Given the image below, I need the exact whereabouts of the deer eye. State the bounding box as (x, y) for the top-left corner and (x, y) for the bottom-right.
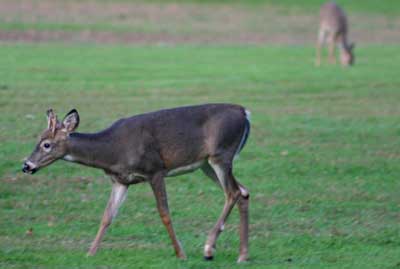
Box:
(43, 142), (51, 149)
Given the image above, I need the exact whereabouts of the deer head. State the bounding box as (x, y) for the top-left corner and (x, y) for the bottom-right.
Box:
(22, 109), (80, 174)
(341, 42), (355, 66)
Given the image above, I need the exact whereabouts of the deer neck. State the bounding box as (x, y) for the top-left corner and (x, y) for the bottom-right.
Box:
(64, 132), (119, 171)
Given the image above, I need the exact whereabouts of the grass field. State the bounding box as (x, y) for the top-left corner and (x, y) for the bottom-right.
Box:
(1, 1), (400, 269)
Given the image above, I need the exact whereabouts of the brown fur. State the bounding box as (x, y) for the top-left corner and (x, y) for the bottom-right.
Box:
(23, 104), (251, 262)
(316, 2), (355, 66)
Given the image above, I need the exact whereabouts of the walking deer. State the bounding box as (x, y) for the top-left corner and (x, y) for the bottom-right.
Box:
(22, 104), (251, 262)
(316, 2), (355, 66)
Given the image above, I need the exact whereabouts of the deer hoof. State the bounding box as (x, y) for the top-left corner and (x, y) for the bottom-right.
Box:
(237, 254), (249, 263)
(87, 247), (97, 257)
(203, 243), (215, 260)
(177, 252), (187, 260)
(204, 255), (213, 261)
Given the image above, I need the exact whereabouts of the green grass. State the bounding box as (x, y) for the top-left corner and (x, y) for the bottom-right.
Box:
(98, 0), (400, 14)
(234, 0), (400, 14)
(1, 43), (400, 268)
(1, 0), (399, 36)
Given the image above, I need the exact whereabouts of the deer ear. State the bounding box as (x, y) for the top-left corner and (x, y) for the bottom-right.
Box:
(46, 108), (58, 134)
(62, 109), (80, 132)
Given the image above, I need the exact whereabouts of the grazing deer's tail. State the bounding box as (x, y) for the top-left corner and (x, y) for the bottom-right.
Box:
(235, 109), (251, 157)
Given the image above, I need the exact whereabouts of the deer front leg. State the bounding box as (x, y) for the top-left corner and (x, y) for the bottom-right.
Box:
(150, 172), (186, 260)
(316, 29), (326, 66)
(328, 36), (336, 64)
(87, 181), (128, 256)
(316, 42), (322, 67)
(316, 31), (323, 66)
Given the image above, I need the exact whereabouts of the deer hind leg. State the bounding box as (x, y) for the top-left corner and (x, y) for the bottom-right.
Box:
(202, 159), (249, 262)
(88, 181), (128, 256)
(149, 171), (186, 260)
(237, 184), (249, 263)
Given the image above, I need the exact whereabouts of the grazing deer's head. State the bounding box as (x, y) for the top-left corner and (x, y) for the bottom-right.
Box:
(341, 43), (355, 66)
(22, 109), (80, 174)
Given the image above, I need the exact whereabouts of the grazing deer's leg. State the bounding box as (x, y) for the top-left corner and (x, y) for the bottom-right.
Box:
(149, 171), (186, 260)
(202, 163), (249, 262)
(203, 159), (241, 261)
(88, 181), (128, 256)
(328, 34), (336, 64)
(316, 29), (325, 66)
(316, 41), (322, 66)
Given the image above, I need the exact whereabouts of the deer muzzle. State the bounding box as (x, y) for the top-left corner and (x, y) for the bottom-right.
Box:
(22, 161), (38, 174)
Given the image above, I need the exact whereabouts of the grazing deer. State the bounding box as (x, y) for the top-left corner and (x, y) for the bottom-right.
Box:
(22, 104), (251, 263)
(316, 1), (355, 66)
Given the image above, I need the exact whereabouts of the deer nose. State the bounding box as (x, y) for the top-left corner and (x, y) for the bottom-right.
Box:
(22, 161), (37, 174)
(22, 162), (30, 173)
(22, 161), (38, 174)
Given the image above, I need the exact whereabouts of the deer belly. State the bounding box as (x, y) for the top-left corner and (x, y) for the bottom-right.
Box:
(166, 160), (205, 177)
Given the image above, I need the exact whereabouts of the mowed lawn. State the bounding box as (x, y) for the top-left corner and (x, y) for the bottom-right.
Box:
(1, 44), (400, 269)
